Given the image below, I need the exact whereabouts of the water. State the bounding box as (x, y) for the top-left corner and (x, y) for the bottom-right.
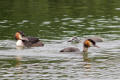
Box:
(0, 0), (120, 80)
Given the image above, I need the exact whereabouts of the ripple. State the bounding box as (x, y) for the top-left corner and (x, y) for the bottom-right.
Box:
(106, 25), (120, 28)
(17, 20), (29, 24)
(0, 20), (8, 24)
(86, 27), (95, 30)
(71, 20), (82, 23)
(0, 25), (10, 28)
(0, 39), (120, 80)
(0, 40), (15, 50)
(115, 8), (120, 10)
(61, 18), (73, 21)
(42, 21), (51, 25)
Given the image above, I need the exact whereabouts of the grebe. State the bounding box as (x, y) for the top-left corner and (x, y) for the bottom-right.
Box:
(68, 36), (103, 43)
(68, 36), (81, 43)
(60, 39), (99, 52)
(15, 31), (44, 47)
(86, 37), (103, 42)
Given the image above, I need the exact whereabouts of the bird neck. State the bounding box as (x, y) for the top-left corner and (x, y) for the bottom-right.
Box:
(83, 47), (88, 52)
(16, 40), (24, 47)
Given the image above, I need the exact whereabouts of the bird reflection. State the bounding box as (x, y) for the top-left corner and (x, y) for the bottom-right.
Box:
(15, 56), (22, 67)
(82, 52), (91, 70)
(16, 46), (24, 50)
(83, 52), (90, 62)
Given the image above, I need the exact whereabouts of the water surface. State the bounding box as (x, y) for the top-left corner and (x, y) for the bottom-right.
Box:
(0, 0), (120, 80)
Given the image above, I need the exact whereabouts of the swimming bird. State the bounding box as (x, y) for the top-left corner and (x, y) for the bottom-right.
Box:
(68, 36), (103, 43)
(86, 37), (103, 42)
(60, 39), (99, 52)
(15, 31), (44, 47)
(68, 36), (81, 43)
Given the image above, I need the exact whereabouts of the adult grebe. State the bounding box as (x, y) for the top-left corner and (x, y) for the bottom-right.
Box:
(60, 39), (99, 52)
(15, 31), (44, 47)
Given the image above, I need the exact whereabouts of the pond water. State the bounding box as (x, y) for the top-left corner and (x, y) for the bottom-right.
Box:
(0, 0), (120, 80)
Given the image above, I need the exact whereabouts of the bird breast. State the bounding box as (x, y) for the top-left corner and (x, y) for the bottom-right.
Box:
(16, 40), (24, 47)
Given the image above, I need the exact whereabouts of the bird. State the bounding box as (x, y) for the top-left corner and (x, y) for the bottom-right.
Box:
(68, 36), (81, 43)
(68, 36), (103, 43)
(60, 39), (99, 52)
(15, 31), (44, 47)
(60, 47), (80, 52)
(86, 37), (103, 42)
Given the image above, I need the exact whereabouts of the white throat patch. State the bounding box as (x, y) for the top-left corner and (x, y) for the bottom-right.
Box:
(16, 40), (24, 47)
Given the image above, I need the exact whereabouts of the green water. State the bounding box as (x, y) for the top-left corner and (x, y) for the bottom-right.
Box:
(0, 0), (120, 80)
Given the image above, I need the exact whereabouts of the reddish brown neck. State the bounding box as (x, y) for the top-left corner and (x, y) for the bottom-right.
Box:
(83, 47), (88, 52)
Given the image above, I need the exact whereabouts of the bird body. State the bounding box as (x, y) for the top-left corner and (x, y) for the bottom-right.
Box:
(60, 39), (99, 52)
(15, 31), (44, 47)
(60, 47), (80, 52)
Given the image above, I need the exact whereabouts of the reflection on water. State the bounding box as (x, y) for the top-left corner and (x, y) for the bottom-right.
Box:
(82, 52), (92, 71)
(0, 0), (120, 80)
(15, 56), (22, 67)
(16, 46), (24, 50)
(0, 40), (120, 79)
(83, 52), (90, 62)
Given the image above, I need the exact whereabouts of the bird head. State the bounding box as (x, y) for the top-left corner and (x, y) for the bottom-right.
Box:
(15, 31), (25, 40)
(83, 39), (99, 52)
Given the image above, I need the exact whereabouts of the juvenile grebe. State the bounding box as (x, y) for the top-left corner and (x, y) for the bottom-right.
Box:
(60, 39), (99, 52)
(15, 31), (44, 47)
(68, 36), (81, 43)
(68, 36), (103, 43)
